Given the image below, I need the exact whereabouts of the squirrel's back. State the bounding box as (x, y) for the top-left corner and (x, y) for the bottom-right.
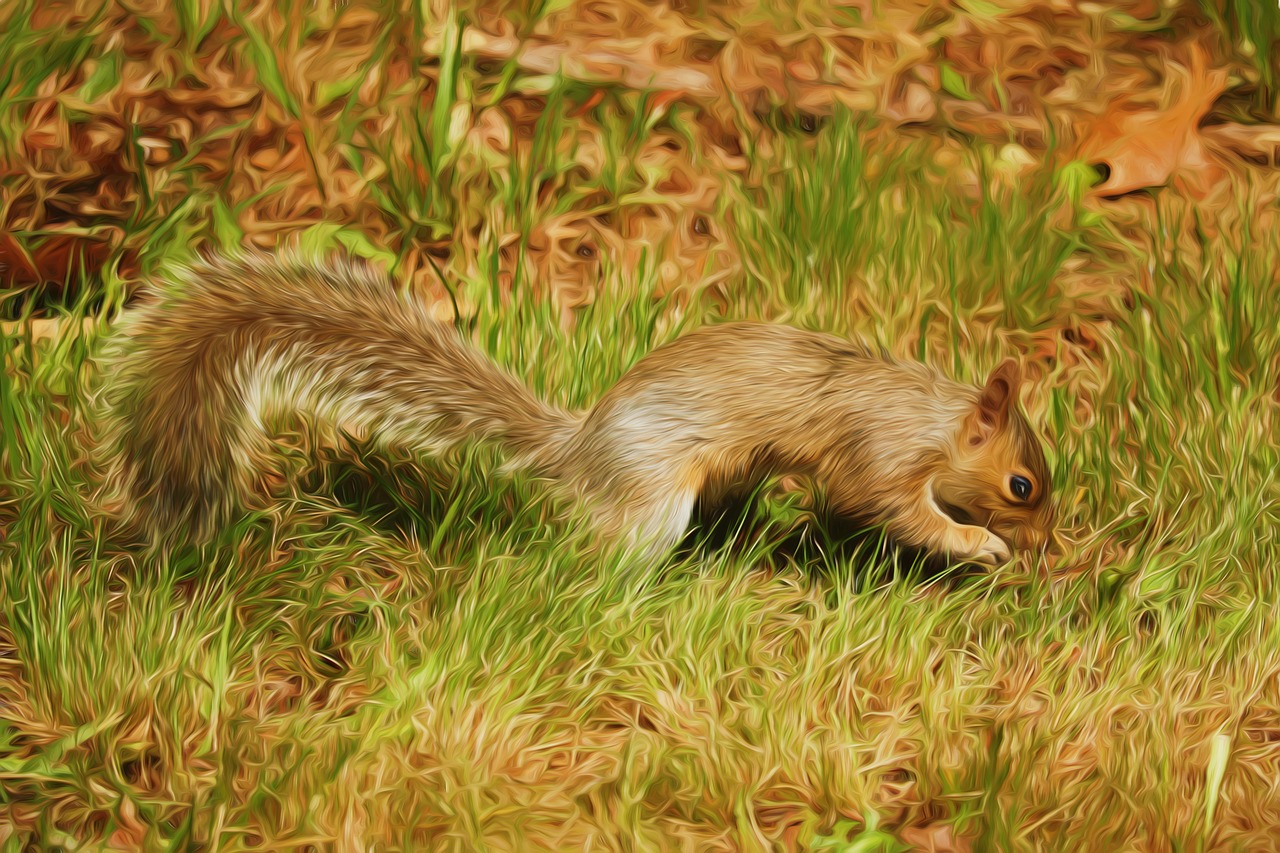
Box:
(97, 251), (575, 547)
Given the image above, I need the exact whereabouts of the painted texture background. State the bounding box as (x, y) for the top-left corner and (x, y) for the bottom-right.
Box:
(2, 0), (1280, 849)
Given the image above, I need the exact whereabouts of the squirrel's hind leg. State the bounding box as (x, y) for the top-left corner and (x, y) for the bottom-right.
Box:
(585, 483), (701, 564)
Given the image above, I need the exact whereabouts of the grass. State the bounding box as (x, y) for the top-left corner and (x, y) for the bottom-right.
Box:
(4, 2), (1280, 851)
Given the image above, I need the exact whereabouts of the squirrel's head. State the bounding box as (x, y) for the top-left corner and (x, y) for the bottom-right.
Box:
(935, 359), (1056, 554)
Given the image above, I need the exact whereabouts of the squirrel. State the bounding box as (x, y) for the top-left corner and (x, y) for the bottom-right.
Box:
(96, 250), (1055, 565)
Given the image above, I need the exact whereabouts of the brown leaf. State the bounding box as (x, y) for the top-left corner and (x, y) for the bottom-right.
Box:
(1, 232), (117, 290)
(0, 233), (40, 284)
(1076, 40), (1228, 197)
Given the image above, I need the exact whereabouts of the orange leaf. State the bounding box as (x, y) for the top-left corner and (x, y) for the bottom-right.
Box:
(1077, 41), (1227, 197)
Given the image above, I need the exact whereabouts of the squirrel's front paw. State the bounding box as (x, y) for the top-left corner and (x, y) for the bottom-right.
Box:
(961, 529), (1011, 566)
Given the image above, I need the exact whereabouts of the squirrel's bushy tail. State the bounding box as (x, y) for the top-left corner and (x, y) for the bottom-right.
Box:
(96, 251), (578, 547)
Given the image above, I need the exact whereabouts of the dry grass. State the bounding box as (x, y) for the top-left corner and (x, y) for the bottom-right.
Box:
(3, 0), (1280, 850)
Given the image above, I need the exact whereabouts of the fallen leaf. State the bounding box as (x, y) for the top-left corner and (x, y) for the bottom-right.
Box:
(0, 234), (40, 283)
(1076, 40), (1228, 197)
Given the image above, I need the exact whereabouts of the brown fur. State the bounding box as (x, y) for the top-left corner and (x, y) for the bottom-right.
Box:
(96, 251), (1055, 563)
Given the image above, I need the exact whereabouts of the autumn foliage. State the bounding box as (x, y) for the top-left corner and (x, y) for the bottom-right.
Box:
(1, 0), (1277, 314)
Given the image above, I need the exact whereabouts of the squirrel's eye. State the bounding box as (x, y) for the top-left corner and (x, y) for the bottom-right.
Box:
(1010, 475), (1033, 501)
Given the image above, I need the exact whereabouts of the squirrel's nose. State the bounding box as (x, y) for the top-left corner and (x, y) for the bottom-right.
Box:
(1041, 528), (1068, 560)
(1017, 522), (1056, 555)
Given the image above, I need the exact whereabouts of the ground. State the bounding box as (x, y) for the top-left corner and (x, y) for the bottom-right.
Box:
(2, 0), (1280, 850)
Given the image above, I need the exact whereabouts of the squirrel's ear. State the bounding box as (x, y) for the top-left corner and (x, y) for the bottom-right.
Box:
(966, 359), (1021, 444)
